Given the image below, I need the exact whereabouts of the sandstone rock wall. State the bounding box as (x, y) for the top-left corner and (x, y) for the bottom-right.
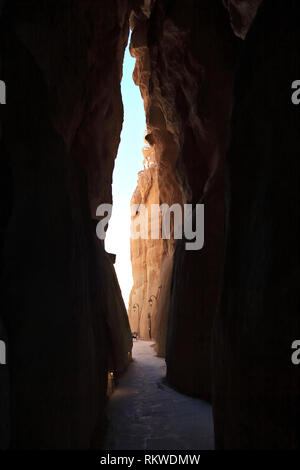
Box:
(128, 5), (185, 343)
(0, 61), (11, 451)
(105, 254), (133, 378)
(130, 0), (300, 448)
(128, 140), (183, 340)
(128, 163), (164, 340)
(153, 254), (173, 357)
(0, 0), (299, 451)
(0, 0), (132, 449)
(130, 0), (238, 400)
(213, 0), (300, 448)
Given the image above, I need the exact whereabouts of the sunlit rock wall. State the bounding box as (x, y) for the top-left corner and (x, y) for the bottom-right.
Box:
(128, 139), (183, 340)
(128, 164), (164, 340)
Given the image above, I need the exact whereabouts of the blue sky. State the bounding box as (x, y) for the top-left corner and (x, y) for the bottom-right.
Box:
(105, 38), (146, 306)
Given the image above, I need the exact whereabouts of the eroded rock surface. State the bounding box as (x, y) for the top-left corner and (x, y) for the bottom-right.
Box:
(128, 140), (183, 341)
(130, 0), (238, 400)
(0, 0), (132, 449)
(213, 0), (300, 449)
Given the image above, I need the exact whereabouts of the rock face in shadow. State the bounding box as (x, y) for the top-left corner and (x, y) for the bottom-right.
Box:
(105, 255), (132, 378)
(130, 0), (237, 399)
(0, 318), (9, 449)
(0, 139), (12, 450)
(0, 0), (132, 449)
(167, 191), (224, 401)
(213, 0), (300, 449)
(153, 254), (173, 357)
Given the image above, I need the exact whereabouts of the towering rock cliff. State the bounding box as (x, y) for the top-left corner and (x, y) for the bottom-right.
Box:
(0, 0), (132, 449)
(128, 139), (183, 341)
(213, 0), (300, 449)
(130, 0), (238, 400)
(128, 2), (186, 345)
(130, 2), (300, 450)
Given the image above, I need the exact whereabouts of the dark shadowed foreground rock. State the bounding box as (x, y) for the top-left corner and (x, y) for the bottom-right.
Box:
(105, 255), (132, 378)
(130, 1), (237, 399)
(213, 0), (300, 449)
(0, 0), (132, 449)
(166, 190), (224, 401)
(138, 0), (236, 398)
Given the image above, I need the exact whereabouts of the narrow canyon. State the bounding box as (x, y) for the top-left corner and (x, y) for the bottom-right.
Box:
(0, 0), (299, 450)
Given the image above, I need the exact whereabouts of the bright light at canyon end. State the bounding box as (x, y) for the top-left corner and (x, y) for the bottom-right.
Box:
(105, 37), (146, 307)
